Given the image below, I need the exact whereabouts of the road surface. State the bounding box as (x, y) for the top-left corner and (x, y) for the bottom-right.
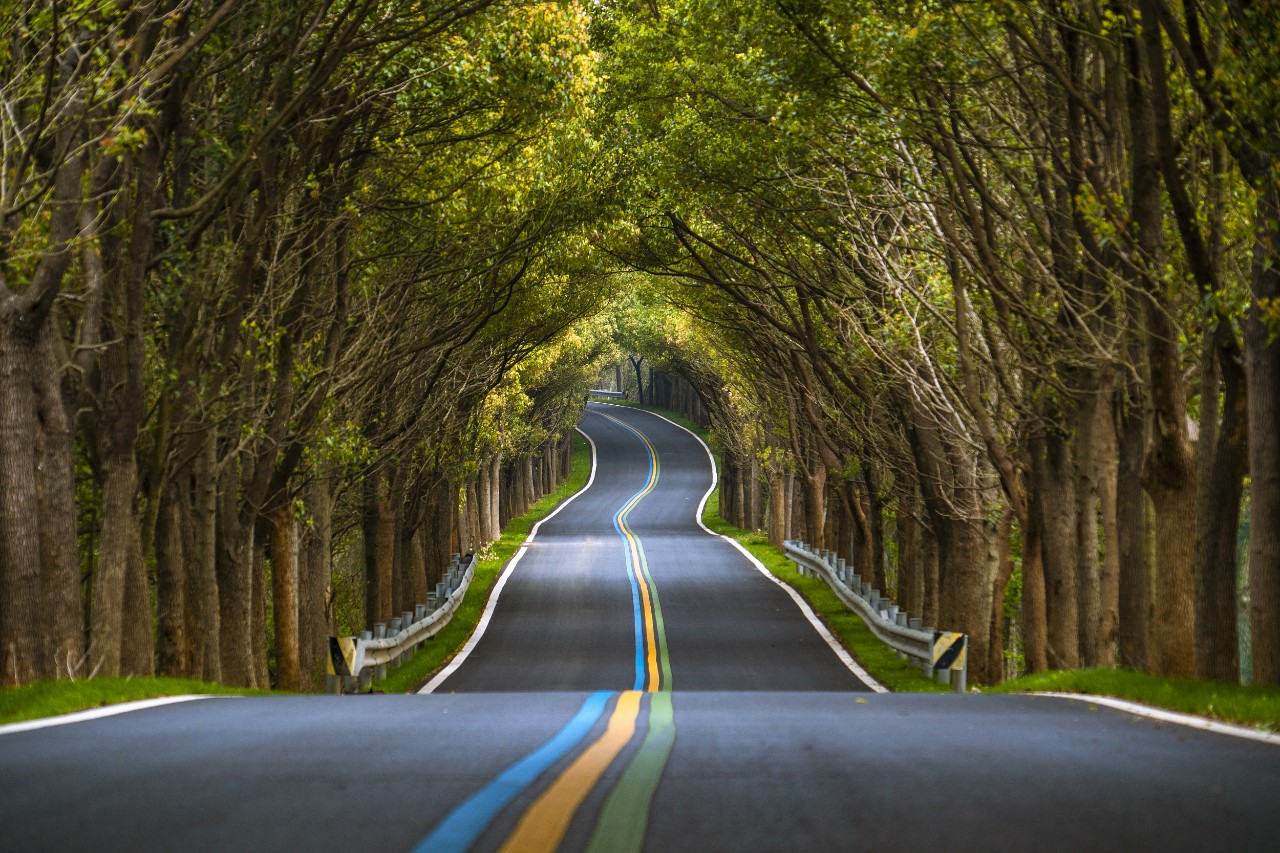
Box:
(2, 404), (1277, 852)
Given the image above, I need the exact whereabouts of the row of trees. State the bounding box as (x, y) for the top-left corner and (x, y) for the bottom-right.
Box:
(0, 0), (615, 689)
(597, 0), (1278, 684)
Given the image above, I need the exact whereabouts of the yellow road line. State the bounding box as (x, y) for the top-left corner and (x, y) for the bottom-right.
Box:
(498, 692), (644, 853)
(629, 534), (660, 690)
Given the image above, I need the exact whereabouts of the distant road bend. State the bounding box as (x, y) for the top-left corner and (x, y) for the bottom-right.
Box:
(1, 403), (1277, 852)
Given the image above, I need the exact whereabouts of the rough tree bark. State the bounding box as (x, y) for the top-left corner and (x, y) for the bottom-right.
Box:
(1033, 432), (1080, 669)
(1245, 177), (1280, 685)
(299, 476), (333, 692)
(269, 502), (300, 692)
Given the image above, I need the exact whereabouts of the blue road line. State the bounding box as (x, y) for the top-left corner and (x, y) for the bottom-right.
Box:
(615, 500), (646, 692)
(606, 416), (657, 691)
(412, 691), (614, 853)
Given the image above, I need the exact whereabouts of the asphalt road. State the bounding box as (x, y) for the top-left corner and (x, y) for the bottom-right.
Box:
(2, 404), (1277, 852)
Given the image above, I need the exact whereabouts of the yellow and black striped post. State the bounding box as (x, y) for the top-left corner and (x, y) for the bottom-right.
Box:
(932, 631), (967, 692)
(327, 636), (360, 693)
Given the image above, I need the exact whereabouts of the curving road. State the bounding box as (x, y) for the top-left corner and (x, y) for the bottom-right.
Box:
(1, 404), (1277, 852)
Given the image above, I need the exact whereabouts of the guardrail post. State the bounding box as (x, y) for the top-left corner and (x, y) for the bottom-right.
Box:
(373, 623), (388, 682)
(358, 629), (373, 691)
(894, 611), (909, 660)
(388, 616), (402, 667)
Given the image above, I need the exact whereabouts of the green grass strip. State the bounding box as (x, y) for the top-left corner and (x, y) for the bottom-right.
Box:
(986, 668), (1280, 731)
(381, 433), (593, 694)
(0, 677), (272, 726)
(585, 691), (677, 853)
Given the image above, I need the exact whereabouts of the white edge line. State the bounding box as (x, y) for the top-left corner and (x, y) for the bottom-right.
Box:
(0, 695), (229, 736)
(1034, 692), (1280, 746)
(601, 403), (888, 694)
(419, 428), (600, 694)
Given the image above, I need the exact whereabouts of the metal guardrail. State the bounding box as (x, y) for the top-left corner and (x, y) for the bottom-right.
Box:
(327, 551), (478, 693)
(783, 540), (968, 691)
(587, 388), (625, 399)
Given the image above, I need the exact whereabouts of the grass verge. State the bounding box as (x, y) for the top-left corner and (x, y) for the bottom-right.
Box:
(0, 677), (272, 726)
(381, 432), (593, 694)
(986, 668), (1280, 731)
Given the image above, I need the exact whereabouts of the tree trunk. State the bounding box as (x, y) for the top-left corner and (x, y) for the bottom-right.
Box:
(0, 319), (46, 685)
(1195, 324), (1247, 682)
(34, 321), (84, 679)
(733, 460), (747, 528)
(921, 519), (940, 629)
(424, 478), (454, 589)
(1144, 454), (1198, 679)
(1117, 386), (1151, 671)
(155, 475), (188, 676)
(720, 457), (737, 526)
(630, 355), (646, 404)
(252, 535), (269, 687)
(1021, 484), (1049, 674)
(746, 456), (761, 530)
(1033, 432), (1080, 669)
(269, 502), (300, 692)
(217, 460), (255, 686)
(299, 477), (333, 693)
(896, 491), (922, 619)
(477, 464), (493, 547)
(863, 465), (886, 592)
(87, 453), (137, 678)
(121, 515), (154, 677)
(1075, 384), (1104, 667)
(937, 513), (994, 686)
(188, 431), (221, 681)
(1127, 14), (1198, 679)
(363, 469), (395, 627)
(990, 509), (1016, 683)
(766, 465), (786, 547)
(1097, 379), (1122, 668)
(802, 466), (827, 549)
(489, 456), (502, 540)
(1246, 176), (1280, 685)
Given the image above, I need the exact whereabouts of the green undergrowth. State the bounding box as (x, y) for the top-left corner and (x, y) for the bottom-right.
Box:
(0, 677), (272, 726)
(382, 432), (593, 694)
(700, 491), (950, 694)
(987, 668), (1280, 731)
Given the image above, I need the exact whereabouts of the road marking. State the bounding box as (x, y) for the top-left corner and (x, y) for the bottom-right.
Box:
(498, 691), (643, 853)
(418, 427), (600, 694)
(596, 410), (671, 691)
(585, 691), (677, 853)
(1036, 692), (1280, 747)
(601, 403), (887, 693)
(0, 695), (228, 736)
(411, 691), (614, 853)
